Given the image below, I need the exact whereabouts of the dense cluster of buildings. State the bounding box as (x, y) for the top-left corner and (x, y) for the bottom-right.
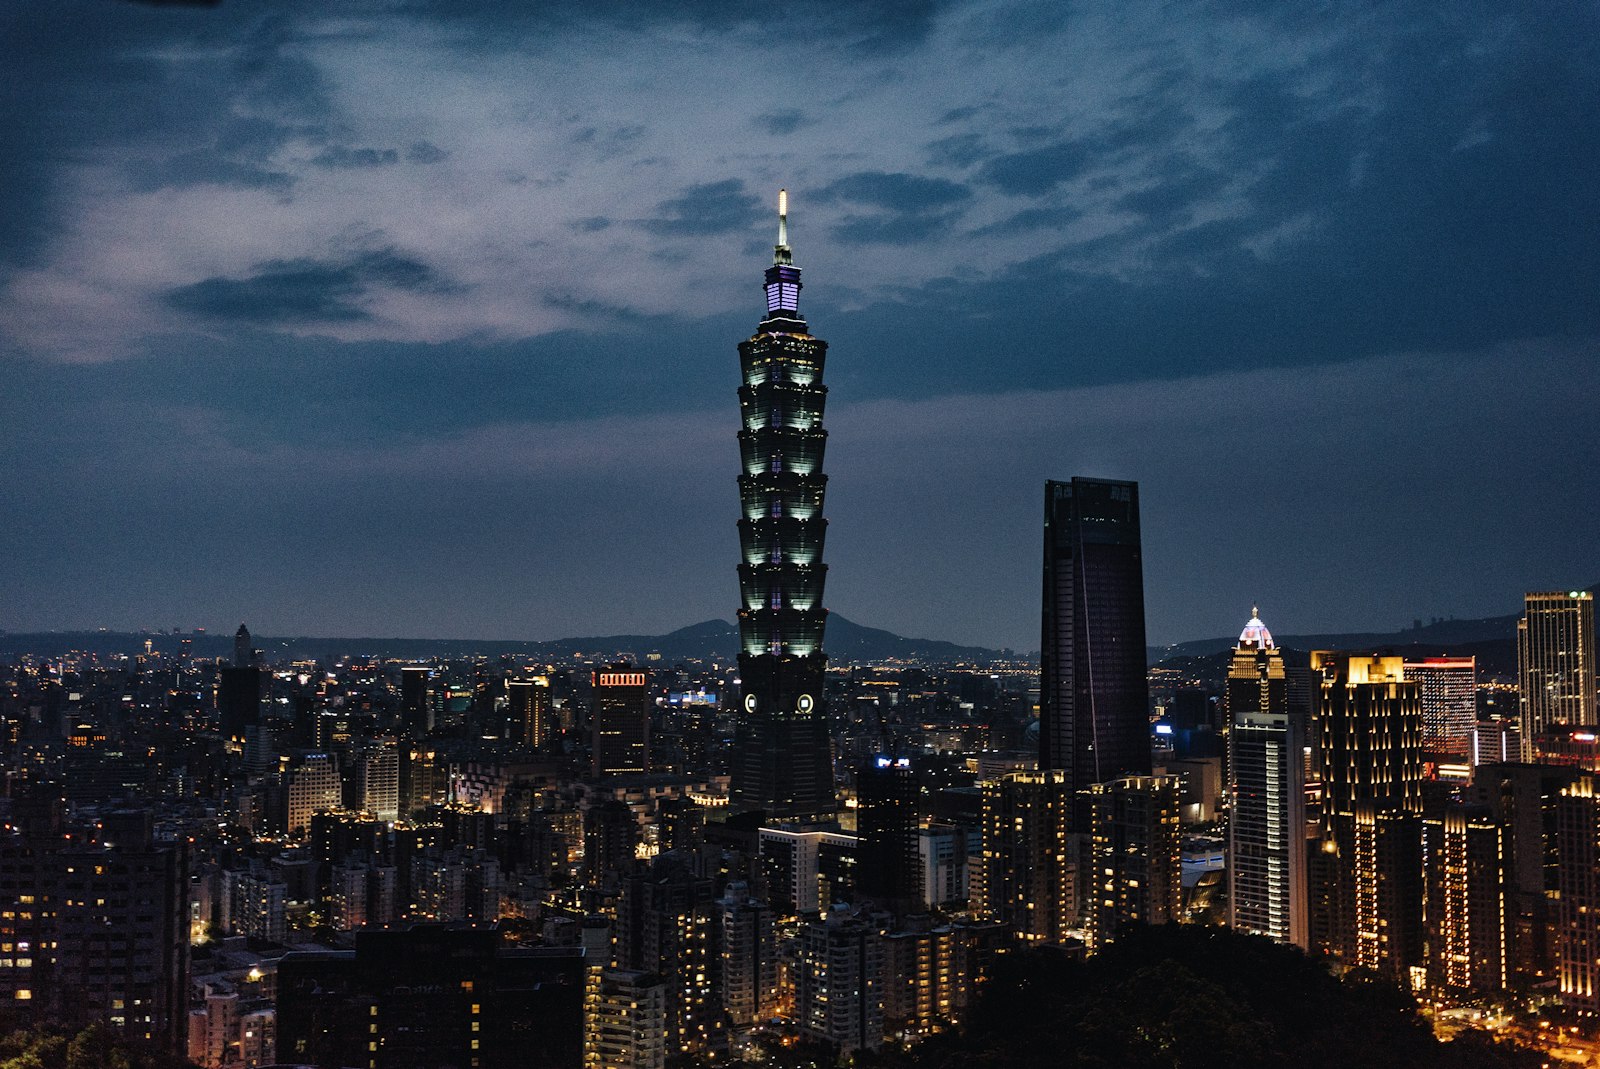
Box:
(0, 199), (1595, 1068)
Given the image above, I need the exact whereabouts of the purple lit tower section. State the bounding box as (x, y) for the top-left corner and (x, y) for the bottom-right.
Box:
(730, 190), (837, 822)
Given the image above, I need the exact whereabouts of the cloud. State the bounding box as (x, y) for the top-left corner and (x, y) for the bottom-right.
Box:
(163, 250), (455, 325)
(975, 140), (1090, 196)
(815, 171), (971, 245)
(311, 145), (400, 168)
(756, 110), (808, 136)
(970, 205), (1081, 237)
(406, 140), (449, 164)
(926, 132), (991, 168)
(815, 171), (971, 211)
(642, 179), (763, 237)
(133, 151), (295, 192)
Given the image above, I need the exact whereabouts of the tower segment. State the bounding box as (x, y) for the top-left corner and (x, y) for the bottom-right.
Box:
(730, 190), (836, 821)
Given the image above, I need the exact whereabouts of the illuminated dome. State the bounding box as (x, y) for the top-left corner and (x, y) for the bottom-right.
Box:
(1238, 607), (1274, 649)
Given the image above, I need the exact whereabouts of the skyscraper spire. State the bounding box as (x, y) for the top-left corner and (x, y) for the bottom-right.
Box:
(775, 188), (790, 263)
(764, 189), (802, 319)
(731, 187), (836, 822)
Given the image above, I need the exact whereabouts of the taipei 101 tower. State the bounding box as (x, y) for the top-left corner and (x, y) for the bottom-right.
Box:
(730, 190), (837, 822)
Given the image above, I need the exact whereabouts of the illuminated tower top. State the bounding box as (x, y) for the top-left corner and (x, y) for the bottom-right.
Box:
(764, 188), (804, 321)
(1238, 607), (1274, 650)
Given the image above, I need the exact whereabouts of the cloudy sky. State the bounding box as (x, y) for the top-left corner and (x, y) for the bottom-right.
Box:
(2, 1), (1596, 650)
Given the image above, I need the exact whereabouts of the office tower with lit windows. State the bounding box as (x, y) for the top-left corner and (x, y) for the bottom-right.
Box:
(1310, 653), (1425, 973)
(284, 752), (343, 836)
(980, 770), (1078, 943)
(1404, 656), (1477, 759)
(1519, 591), (1597, 760)
(1082, 773), (1182, 950)
(1555, 773), (1600, 1013)
(1313, 653), (1425, 828)
(1423, 805), (1507, 997)
(730, 191), (837, 822)
(591, 666), (650, 777)
(1226, 610), (1308, 948)
(1039, 478), (1151, 808)
(1465, 761), (1580, 989)
(1347, 801), (1423, 981)
(508, 676), (554, 749)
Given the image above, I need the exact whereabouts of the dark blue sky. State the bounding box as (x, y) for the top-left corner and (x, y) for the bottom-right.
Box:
(2, 1), (1596, 650)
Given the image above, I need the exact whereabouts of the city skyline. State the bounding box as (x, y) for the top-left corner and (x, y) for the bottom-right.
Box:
(3, 3), (1597, 652)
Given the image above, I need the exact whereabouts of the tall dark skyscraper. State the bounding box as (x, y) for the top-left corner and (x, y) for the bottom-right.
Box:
(856, 755), (921, 912)
(730, 190), (836, 822)
(218, 621), (263, 744)
(1039, 478), (1151, 805)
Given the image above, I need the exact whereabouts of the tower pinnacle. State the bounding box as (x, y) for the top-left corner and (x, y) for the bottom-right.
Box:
(774, 188), (792, 266)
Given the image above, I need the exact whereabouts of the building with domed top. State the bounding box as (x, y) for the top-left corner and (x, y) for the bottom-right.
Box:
(1226, 607), (1308, 949)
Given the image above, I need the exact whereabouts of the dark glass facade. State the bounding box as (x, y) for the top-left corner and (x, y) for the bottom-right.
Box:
(730, 194), (836, 821)
(1039, 478), (1151, 809)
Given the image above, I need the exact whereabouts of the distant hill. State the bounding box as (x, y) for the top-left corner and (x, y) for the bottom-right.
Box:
(1149, 584), (1598, 674)
(1146, 595), (1600, 679)
(0, 614), (1011, 666)
(1150, 612), (1521, 664)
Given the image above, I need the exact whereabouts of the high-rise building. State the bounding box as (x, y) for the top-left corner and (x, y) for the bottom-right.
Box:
(218, 627), (264, 743)
(882, 923), (977, 1040)
(1404, 656), (1477, 758)
(1347, 802), (1423, 981)
(1423, 805), (1507, 997)
(350, 744), (399, 822)
(0, 814), (190, 1051)
(284, 752), (343, 836)
(980, 770), (1078, 944)
(613, 857), (719, 1056)
(328, 859), (399, 931)
(757, 826), (857, 917)
(508, 676), (554, 749)
(730, 190), (837, 823)
(792, 911), (884, 1053)
(1225, 609), (1307, 948)
(1039, 478), (1151, 808)
(1465, 762), (1581, 989)
(589, 970), (668, 1069)
(1519, 591), (1597, 760)
(1313, 653), (1424, 828)
(277, 927), (584, 1069)
(400, 666), (434, 737)
(1555, 773), (1599, 1013)
(1082, 773), (1182, 950)
(591, 667), (650, 777)
(1310, 653), (1425, 971)
(716, 882), (778, 1028)
(856, 756), (921, 912)
(916, 823), (969, 911)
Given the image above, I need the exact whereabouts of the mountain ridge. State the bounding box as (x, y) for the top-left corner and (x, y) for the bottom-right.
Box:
(0, 614), (1010, 665)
